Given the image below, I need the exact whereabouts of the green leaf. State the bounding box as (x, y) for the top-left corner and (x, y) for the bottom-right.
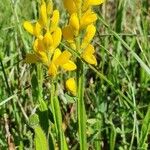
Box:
(34, 126), (48, 150)
(138, 105), (150, 149)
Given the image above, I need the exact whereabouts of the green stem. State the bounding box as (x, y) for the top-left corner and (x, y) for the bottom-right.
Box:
(50, 80), (68, 150)
(37, 64), (43, 102)
(0, 56), (11, 95)
(37, 64), (49, 134)
(37, 64), (47, 112)
(77, 59), (87, 150)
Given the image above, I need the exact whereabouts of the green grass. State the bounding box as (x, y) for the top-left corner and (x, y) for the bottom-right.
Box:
(0, 0), (150, 149)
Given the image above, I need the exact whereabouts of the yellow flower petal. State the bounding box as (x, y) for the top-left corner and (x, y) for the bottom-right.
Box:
(52, 48), (61, 62)
(69, 13), (79, 36)
(66, 78), (76, 96)
(39, 1), (48, 27)
(23, 21), (34, 35)
(52, 27), (62, 50)
(48, 62), (57, 76)
(24, 53), (39, 63)
(63, 0), (77, 14)
(33, 37), (45, 52)
(81, 24), (96, 49)
(81, 44), (97, 65)
(38, 51), (49, 64)
(54, 50), (71, 65)
(23, 21), (41, 37)
(88, 0), (104, 5)
(43, 31), (53, 50)
(62, 60), (77, 71)
(83, 0), (104, 11)
(50, 10), (60, 33)
(33, 22), (42, 37)
(33, 39), (38, 52)
(62, 25), (74, 42)
(80, 9), (97, 29)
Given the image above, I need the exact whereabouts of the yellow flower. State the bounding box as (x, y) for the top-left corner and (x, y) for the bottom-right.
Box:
(51, 27), (62, 52)
(63, 0), (77, 14)
(50, 10), (60, 33)
(81, 24), (96, 49)
(62, 10), (96, 40)
(66, 78), (76, 96)
(81, 44), (97, 65)
(33, 27), (62, 53)
(23, 21), (41, 37)
(69, 13), (80, 36)
(62, 0), (103, 66)
(43, 31), (53, 50)
(24, 51), (48, 65)
(62, 25), (74, 42)
(33, 38), (49, 64)
(39, 1), (48, 27)
(80, 9), (97, 29)
(83, 0), (105, 11)
(48, 49), (77, 76)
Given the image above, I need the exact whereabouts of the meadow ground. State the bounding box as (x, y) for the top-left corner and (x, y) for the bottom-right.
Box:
(0, 0), (150, 149)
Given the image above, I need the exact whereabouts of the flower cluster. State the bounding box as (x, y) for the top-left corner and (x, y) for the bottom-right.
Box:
(63, 0), (104, 95)
(23, 0), (76, 77)
(63, 0), (104, 65)
(23, 0), (104, 96)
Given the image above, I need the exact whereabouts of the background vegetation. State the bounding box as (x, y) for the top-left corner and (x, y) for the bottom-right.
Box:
(0, 0), (150, 149)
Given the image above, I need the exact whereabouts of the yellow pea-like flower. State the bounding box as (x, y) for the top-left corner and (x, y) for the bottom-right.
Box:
(39, 1), (48, 27)
(34, 22), (42, 37)
(63, 0), (77, 14)
(81, 24), (96, 49)
(81, 44), (97, 65)
(48, 49), (77, 77)
(69, 13), (80, 36)
(83, 0), (104, 11)
(54, 50), (77, 71)
(80, 9), (97, 29)
(62, 0), (104, 67)
(62, 26), (74, 42)
(33, 27), (61, 54)
(50, 10), (60, 33)
(23, 21), (41, 37)
(66, 78), (76, 96)
(87, 0), (104, 5)
(48, 61), (57, 76)
(62, 61), (77, 71)
(48, 48), (60, 76)
(38, 51), (49, 64)
(33, 37), (45, 52)
(52, 48), (62, 61)
(51, 27), (62, 52)
(23, 21), (34, 35)
(24, 50), (48, 65)
(54, 50), (72, 65)
(43, 31), (53, 50)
